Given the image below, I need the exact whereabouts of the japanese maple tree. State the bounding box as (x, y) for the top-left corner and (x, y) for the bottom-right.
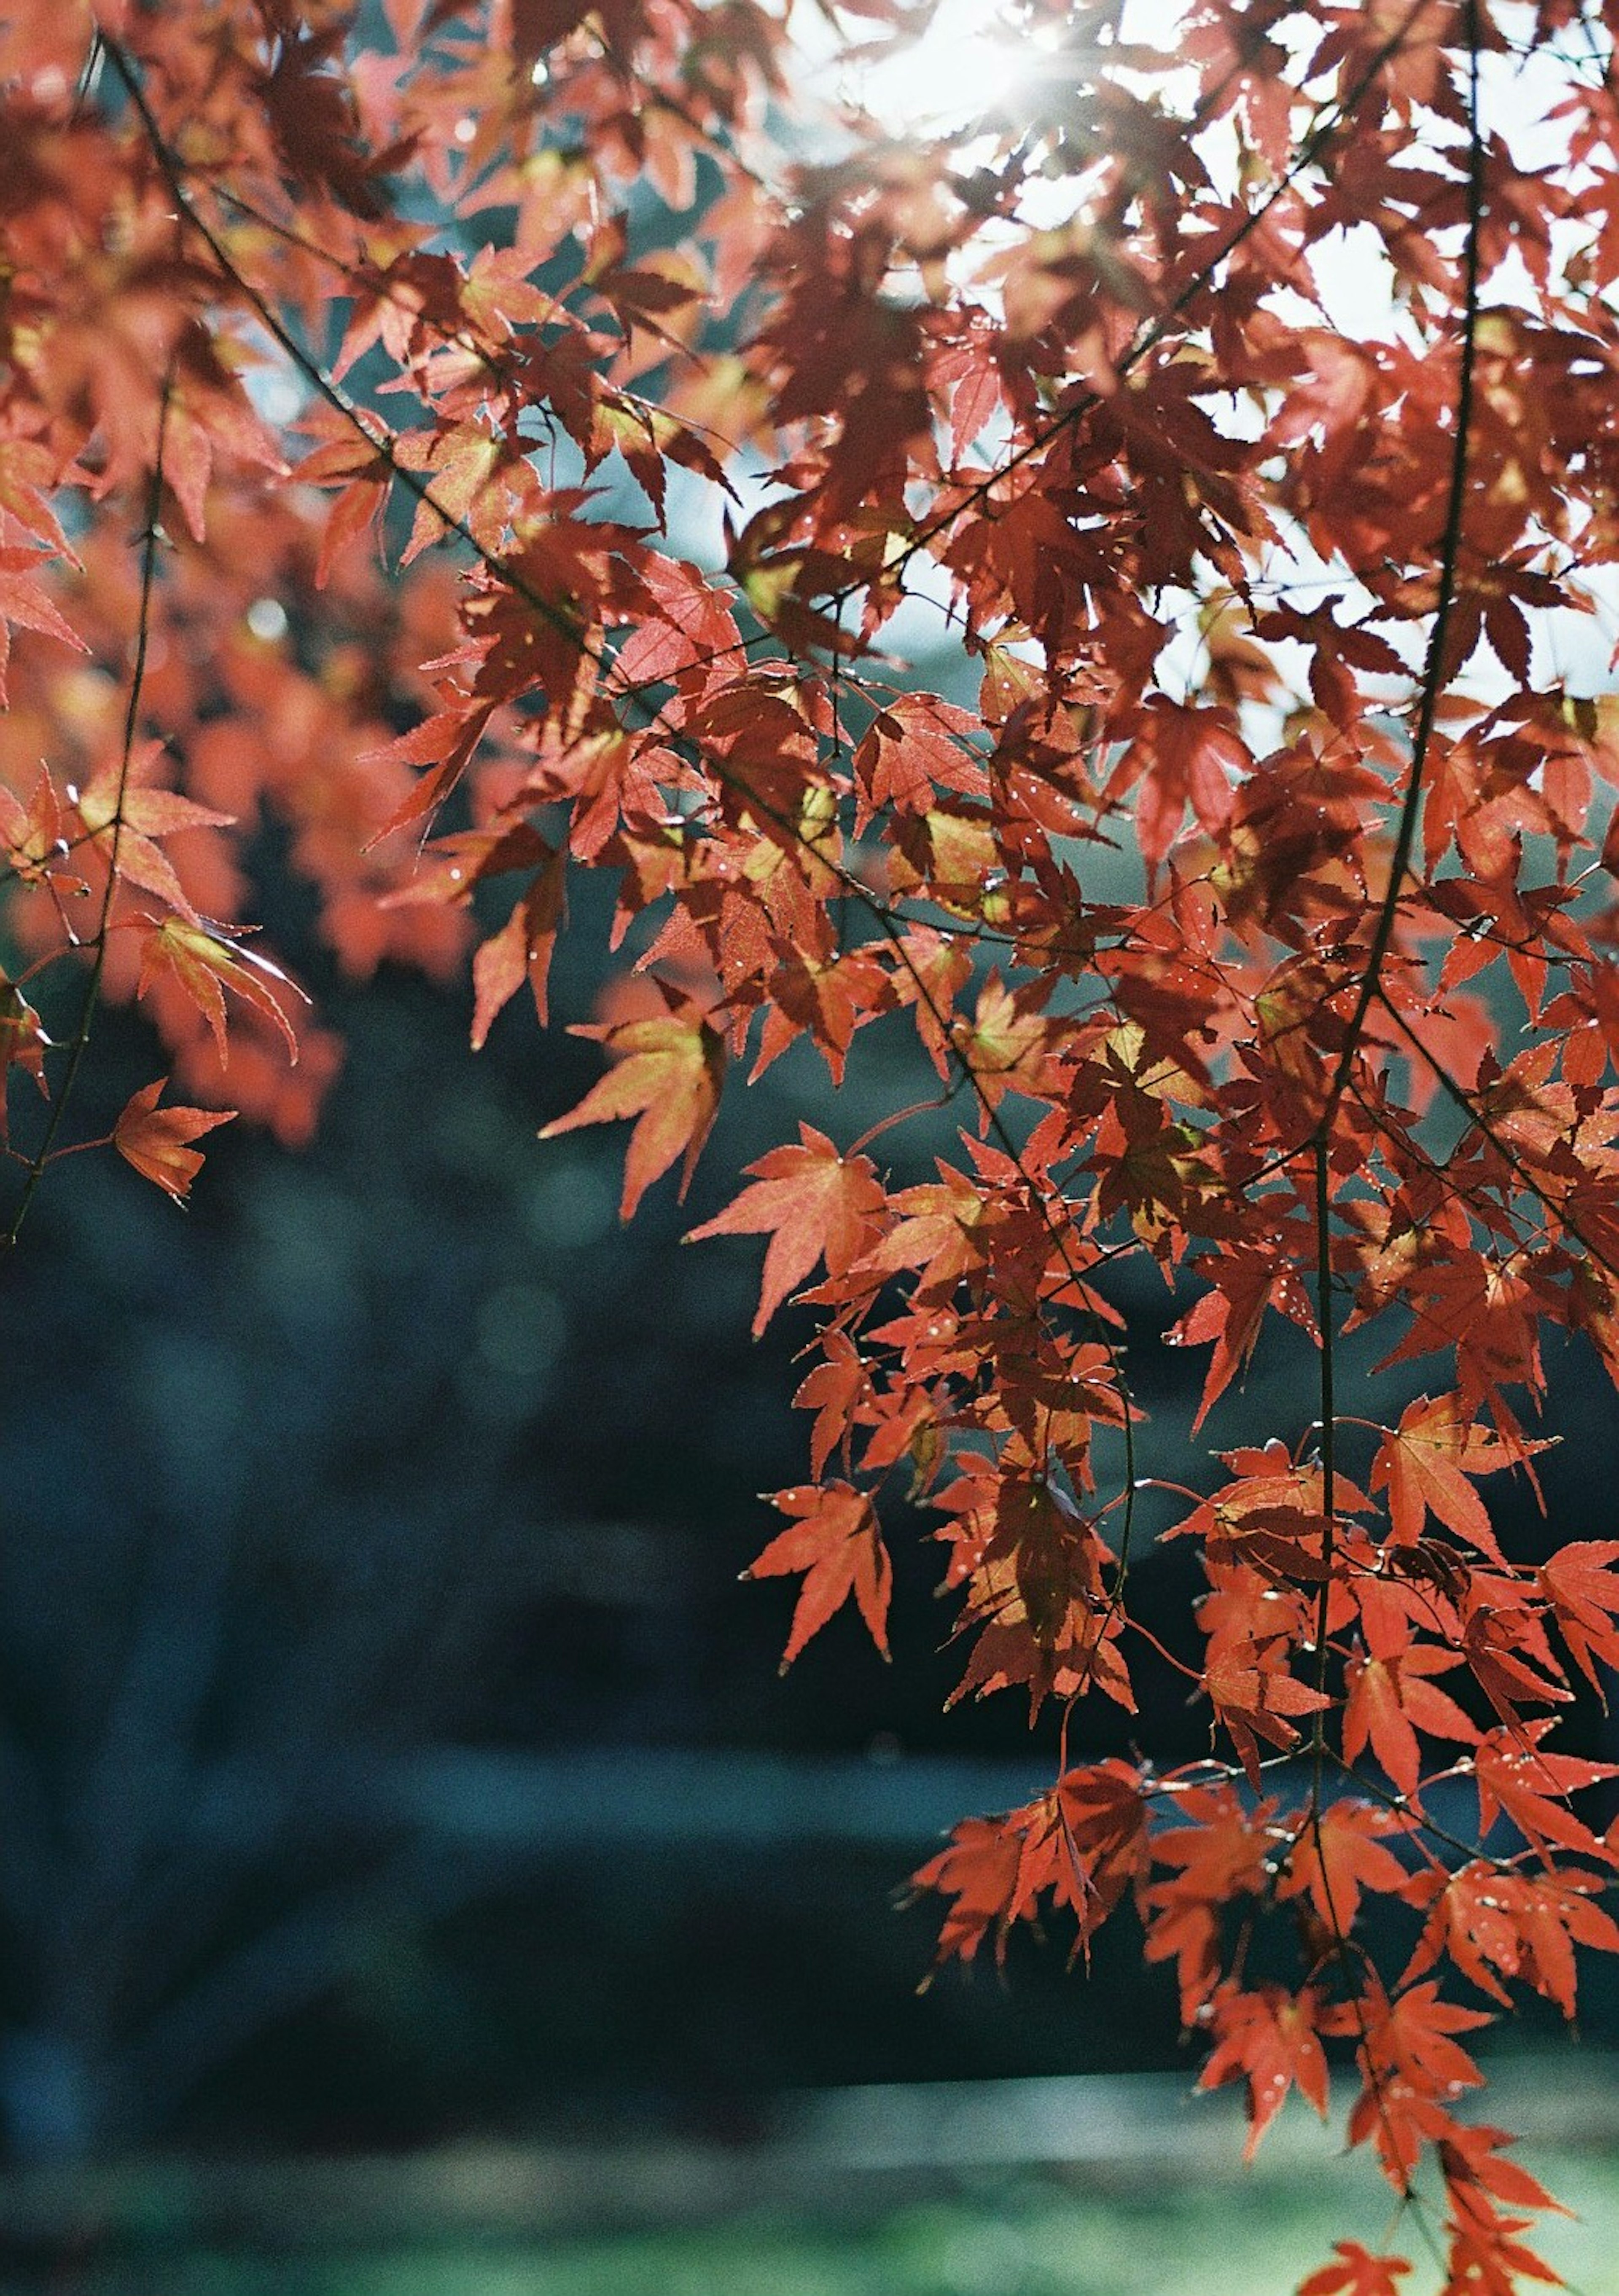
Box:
(6, 0), (1619, 2283)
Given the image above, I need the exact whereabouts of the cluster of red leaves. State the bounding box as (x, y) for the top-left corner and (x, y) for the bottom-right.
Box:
(7, 0), (1619, 2285)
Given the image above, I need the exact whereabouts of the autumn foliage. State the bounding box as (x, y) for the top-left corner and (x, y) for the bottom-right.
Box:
(8, 0), (1619, 2281)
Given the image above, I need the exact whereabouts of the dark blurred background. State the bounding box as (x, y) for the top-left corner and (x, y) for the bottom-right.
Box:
(0, 848), (1143, 2174)
(2, 802), (1617, 2191)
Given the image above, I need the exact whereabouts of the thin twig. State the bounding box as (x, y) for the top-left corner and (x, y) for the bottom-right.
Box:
(3, 370), (175, 1248)
(1317, 1), (1486, 1133)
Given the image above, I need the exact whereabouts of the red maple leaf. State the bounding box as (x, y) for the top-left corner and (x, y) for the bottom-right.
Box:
(540, 983), (725, 1216)
(745, 1482), (891, 1669)
(1199, 1982), (1331, 2159)
(686, 1124), (887, 1334)
(1205, 1641), (1330, 1784)
(113, 1081), (236, 1204)
(470, 844), (568, 1046)
(791, 1328), (871, 1480)
(1105, 697), (1246, 878)
(1342, 1642), (1479, 1799)
(1281, 1801), (1411, 1938)
(0, 546), (86, 705)
(1403, 1862), (1619, 2019)
(1299, 2244), (1413, 2296)
(909, 1814), (1025, 1968)
(1538, 1540), (1619, 1699)
(1369, 1393), (1534, 1561)
(1473, 1723), (1619, 1863)
(138, 919), (304, 1065)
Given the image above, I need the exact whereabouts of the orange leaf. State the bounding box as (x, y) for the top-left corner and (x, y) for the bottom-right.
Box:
(686, 1124), (887, 1334)
(1473, 1722), (1619, 1862)
(1368, 1394), (1540, 1561)
(0, 547), (86, 705)
(1281, 1801), (1410, 1937)
(1199, 1983), (1330, 2160)
(745, 1482), (890, 1668)
(540, 983), (724, 1217)
(909, 1814), (1025, 1967)
(0, 972), (49, 1142)
(1538, 1540), (1619, 1699)
(113, 1082), (235, 1204)
(470, 844), (567, 1048)
(1299, 2243), (1412, 2296)
(138, 919), (304, 1064)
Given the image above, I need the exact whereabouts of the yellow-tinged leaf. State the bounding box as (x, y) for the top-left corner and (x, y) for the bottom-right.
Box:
(138, 919), (304, 1063)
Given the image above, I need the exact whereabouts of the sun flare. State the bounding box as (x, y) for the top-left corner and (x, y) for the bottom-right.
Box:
(837, 0), (1046, 135)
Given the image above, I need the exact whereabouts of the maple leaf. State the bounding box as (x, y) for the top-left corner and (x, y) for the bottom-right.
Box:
(850, 692), (983, 829)
(1058, 1759), (1150, 1867)
(1341, 1979), (1493, 2189)
(540, 984), (725, 1217)
(1460, 1600), (1572, 1732)
(73, 747), (237, 928)
(950, 972), (1055, 1121)
(1141, 1785), (1275, 2024)
(113, 1082), (236, 1205)
(1368, 1394), (1544, 1562)
(1204, 1643), (1331, 1785)
(470, 845), (567, 1047)
(161, 353), (288, 546)
(1051, 1760), (1152, 1952)
(861, 1166), (990, 1293)
(1168, 1252), (1299, 1431)
(984, 1478), (1109, 1649)
(909, 1814), (1025, 1968)
(1169, 1443), (1365, 1585)
(291, 424), (393, 586)
(856, 1380), (939, 1488)
(685, 1125), (887, 1335)
(1166, 1249), (1323, 1423)
(0, 439), (78, 563)
(911, 1769), (1143, 1972)
(1105, 697), (1246, 880)
(1299, 2243), (1413, 2296)
(1342, 1642), (1479, 1799)
(1402, 1863), (1619, 2019)
(1472, 1722), (1619, 1863)
(358, 706), (498, 843)
(1199, 1983), (1330, 2160)
(257, 22), (392, 217)
(0, 972), (49, 1143)
(949, 1599), (1136, 1720)
(744, 1482), (891, 1669)
(1280, 1801), (1410, 1938)
(397, 423), (508, 564)
(1538, 1540), (1619, 1700)
(1439, 2119), (1571, 2224)
(0, 546), (86, 706)
(792, 1327), (871, 1480)
(138, 919), (304, 1064)
(1375, 1982), (1493, 2097)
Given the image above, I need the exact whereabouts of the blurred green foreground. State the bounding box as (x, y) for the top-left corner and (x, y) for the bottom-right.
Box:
(35, 2167), (1616, 2296)
(32, 2163), (1619, 2296)
(14, 2064), (1619, 2296)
